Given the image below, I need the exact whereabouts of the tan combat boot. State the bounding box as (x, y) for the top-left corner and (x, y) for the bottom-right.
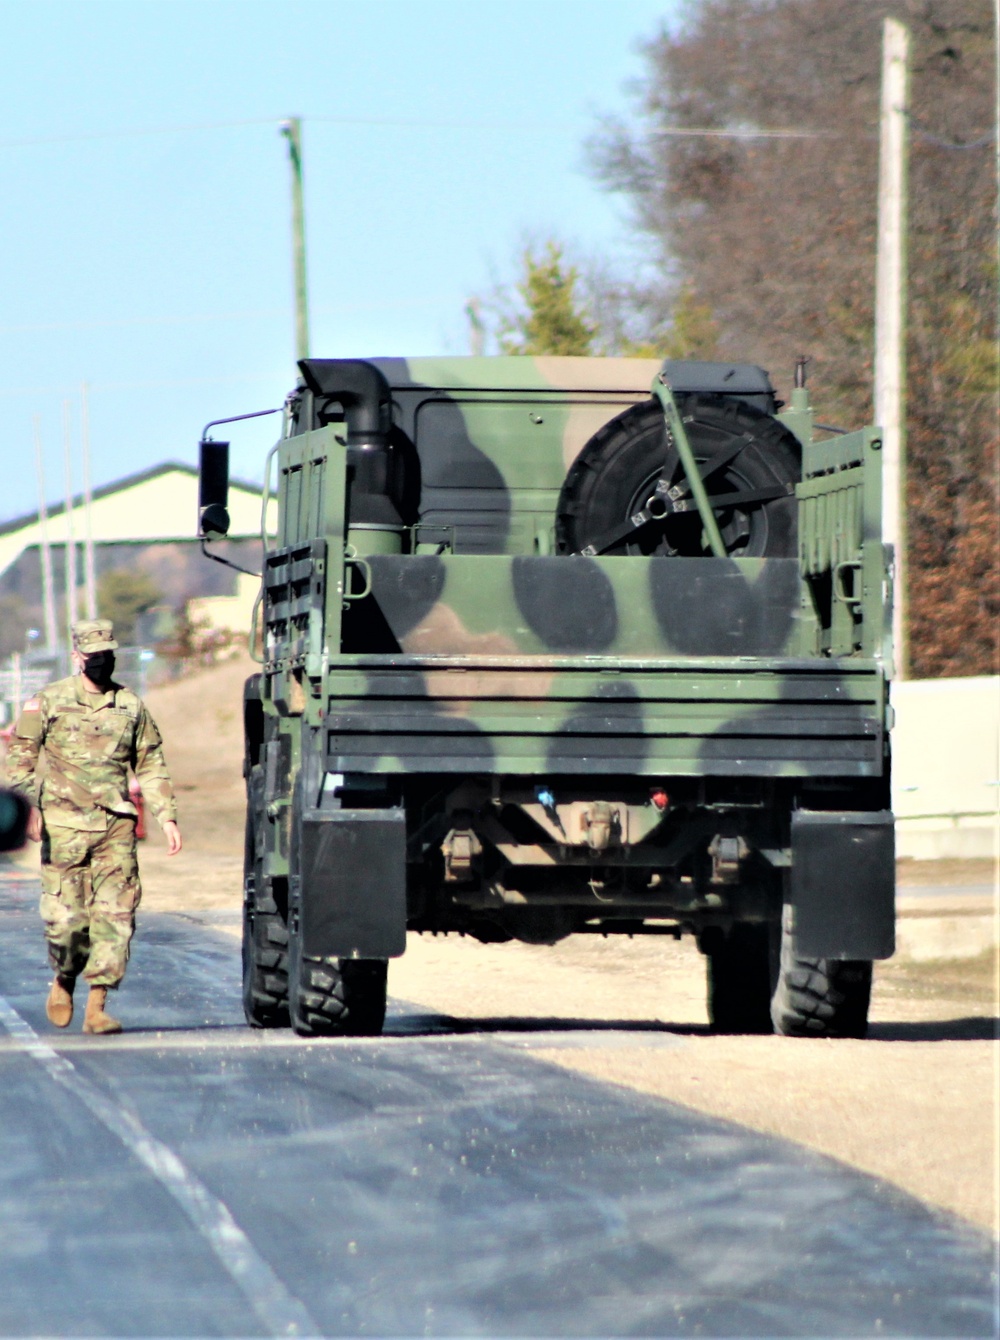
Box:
(45, 975), (75, 1028)
(82, 986), (122, 1036)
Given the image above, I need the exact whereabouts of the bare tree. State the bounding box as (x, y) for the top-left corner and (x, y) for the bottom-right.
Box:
(589, 0), (998, 676)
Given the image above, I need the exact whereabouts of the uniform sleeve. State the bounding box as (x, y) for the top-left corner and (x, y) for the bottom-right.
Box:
(131, 704), (178, 826)
(3, 695), (46, 807)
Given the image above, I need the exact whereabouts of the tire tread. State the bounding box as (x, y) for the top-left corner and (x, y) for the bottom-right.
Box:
(290, 956), (388, 1037)
(771, 909), (872, 1038)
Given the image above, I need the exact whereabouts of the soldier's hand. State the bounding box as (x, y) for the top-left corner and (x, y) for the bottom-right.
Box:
(26, 807), (42, 843)
(163, 820), (182, 856)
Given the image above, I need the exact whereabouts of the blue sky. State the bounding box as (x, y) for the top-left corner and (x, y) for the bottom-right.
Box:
(0, 0), (681, 523)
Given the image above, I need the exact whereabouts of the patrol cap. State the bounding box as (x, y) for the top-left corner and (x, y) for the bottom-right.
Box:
(72, 619), (118, 653)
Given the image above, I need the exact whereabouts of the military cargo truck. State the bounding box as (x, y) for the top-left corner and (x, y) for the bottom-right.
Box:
(198, 355), (894, 1039)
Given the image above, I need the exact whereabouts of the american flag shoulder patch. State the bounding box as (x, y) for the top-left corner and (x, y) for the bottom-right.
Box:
(22, 698), (40, 711)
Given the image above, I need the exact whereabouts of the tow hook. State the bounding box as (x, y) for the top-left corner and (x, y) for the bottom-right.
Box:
(708, 834), (749, 884)
(581, 801), (619, 852)
(441, 810), (483, 882)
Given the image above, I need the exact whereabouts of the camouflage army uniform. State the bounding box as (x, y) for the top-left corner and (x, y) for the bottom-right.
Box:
(5, 665), (176, 989)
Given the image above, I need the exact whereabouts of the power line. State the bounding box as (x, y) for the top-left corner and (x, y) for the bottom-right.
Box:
(647, 123), (996, 148)
(0, 373), (268, 399)
(0, 117), (277, 151)
(0, 114), (585, 151)
(648, 125), (832, 140)
(0, 309), (284, 335)
(0, 297), (442, 338)
(1, 112), (993, 154)
(909, 122), (997, 151)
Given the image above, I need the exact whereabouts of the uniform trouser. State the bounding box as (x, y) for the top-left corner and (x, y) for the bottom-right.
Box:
(39, 816), (141, 988)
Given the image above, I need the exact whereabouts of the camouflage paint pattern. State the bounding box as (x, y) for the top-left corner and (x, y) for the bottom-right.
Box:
(40, 816), (140, 987)
(319, 657), (886, 779)
(6, 675), (177, 828)
(258, 358), (889, 788)
(357, 554), (808, 657)
(6, 674), (176, 986)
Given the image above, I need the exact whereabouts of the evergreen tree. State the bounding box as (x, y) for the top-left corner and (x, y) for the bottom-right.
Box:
(97, 569), (162, 644)
(497, 242), (596, 356)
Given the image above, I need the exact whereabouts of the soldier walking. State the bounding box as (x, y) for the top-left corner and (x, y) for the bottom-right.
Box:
(5, 620), (182, 1034)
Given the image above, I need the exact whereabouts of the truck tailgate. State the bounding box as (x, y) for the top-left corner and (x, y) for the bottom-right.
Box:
(324, 656), (887, 777)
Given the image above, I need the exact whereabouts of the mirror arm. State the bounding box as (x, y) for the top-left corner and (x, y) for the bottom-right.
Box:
(199, 539), (261, 579)
(198, 405), (284, 544)
(200, 405), (283, 441)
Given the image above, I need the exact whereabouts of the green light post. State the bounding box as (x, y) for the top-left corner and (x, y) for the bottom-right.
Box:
(281, 117), (310, 363)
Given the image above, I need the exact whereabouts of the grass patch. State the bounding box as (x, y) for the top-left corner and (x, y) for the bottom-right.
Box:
(877, 945), (999, 1008)
(896, 857), (996, 888)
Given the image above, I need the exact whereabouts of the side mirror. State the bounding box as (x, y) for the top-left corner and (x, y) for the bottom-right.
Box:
(199, 439), (231, 539)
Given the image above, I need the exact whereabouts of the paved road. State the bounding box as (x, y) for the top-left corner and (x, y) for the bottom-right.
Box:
(0, 876), (996, 1339)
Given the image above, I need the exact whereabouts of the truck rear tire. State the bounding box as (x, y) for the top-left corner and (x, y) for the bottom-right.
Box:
(289, 955), (388, 1037)
(242, 766), (290, 1028)
(704, 923), (774, 1034)
(770, 907), (872, 1038)
(704, 908), (872, 1038)
(556, 395), (800, 558)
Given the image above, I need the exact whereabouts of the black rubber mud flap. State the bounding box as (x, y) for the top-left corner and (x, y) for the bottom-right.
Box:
(299, 808), (407, 959)
(790, 810), (895, 959)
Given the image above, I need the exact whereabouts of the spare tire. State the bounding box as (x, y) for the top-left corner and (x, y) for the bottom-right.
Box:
(556, 395), (801, 558)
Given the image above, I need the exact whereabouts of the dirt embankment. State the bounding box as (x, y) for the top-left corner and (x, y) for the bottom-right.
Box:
(4, 658), (997, 1233)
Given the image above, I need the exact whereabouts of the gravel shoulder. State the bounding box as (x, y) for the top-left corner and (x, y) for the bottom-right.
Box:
(3, 658), (997, 1234)
(389, 931), (997, 1233)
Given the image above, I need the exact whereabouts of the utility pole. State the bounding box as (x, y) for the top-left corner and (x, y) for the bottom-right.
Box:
(873, 17), (910, 679)
(33, 416), (58, 653)
(62, 398), (78, 642)
(995, 0), (999, 339)
(81, 381), (97, 620)
(280, 117), (310, 363)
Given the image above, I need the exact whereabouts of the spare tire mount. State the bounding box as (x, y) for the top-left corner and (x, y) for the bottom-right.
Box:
(556, 382), (801, 560)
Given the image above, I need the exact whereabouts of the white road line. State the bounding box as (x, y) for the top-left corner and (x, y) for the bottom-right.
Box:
(0, 993), (320, 1339)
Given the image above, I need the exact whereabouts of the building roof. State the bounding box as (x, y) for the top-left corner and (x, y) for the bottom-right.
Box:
(0, 460), (264, 537)
(0, 460), (275, 581)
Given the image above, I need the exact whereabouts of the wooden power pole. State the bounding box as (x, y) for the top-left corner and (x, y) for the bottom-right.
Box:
(281, 117), (311, 364)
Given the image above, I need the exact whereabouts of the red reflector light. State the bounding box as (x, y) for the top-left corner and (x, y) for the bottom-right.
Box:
(650, 788), (669, 811)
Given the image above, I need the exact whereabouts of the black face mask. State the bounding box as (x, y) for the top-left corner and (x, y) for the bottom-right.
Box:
(82, 652), (115, 686)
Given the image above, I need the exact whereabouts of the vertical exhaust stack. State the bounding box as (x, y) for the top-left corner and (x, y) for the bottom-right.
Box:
(297, 358), (404, 554)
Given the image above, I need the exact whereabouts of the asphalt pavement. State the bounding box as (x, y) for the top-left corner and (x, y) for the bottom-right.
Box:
(0, 873), (996, 1339)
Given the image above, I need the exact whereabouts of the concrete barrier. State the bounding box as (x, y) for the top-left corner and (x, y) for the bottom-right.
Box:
(891, 676), (1000, 861)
